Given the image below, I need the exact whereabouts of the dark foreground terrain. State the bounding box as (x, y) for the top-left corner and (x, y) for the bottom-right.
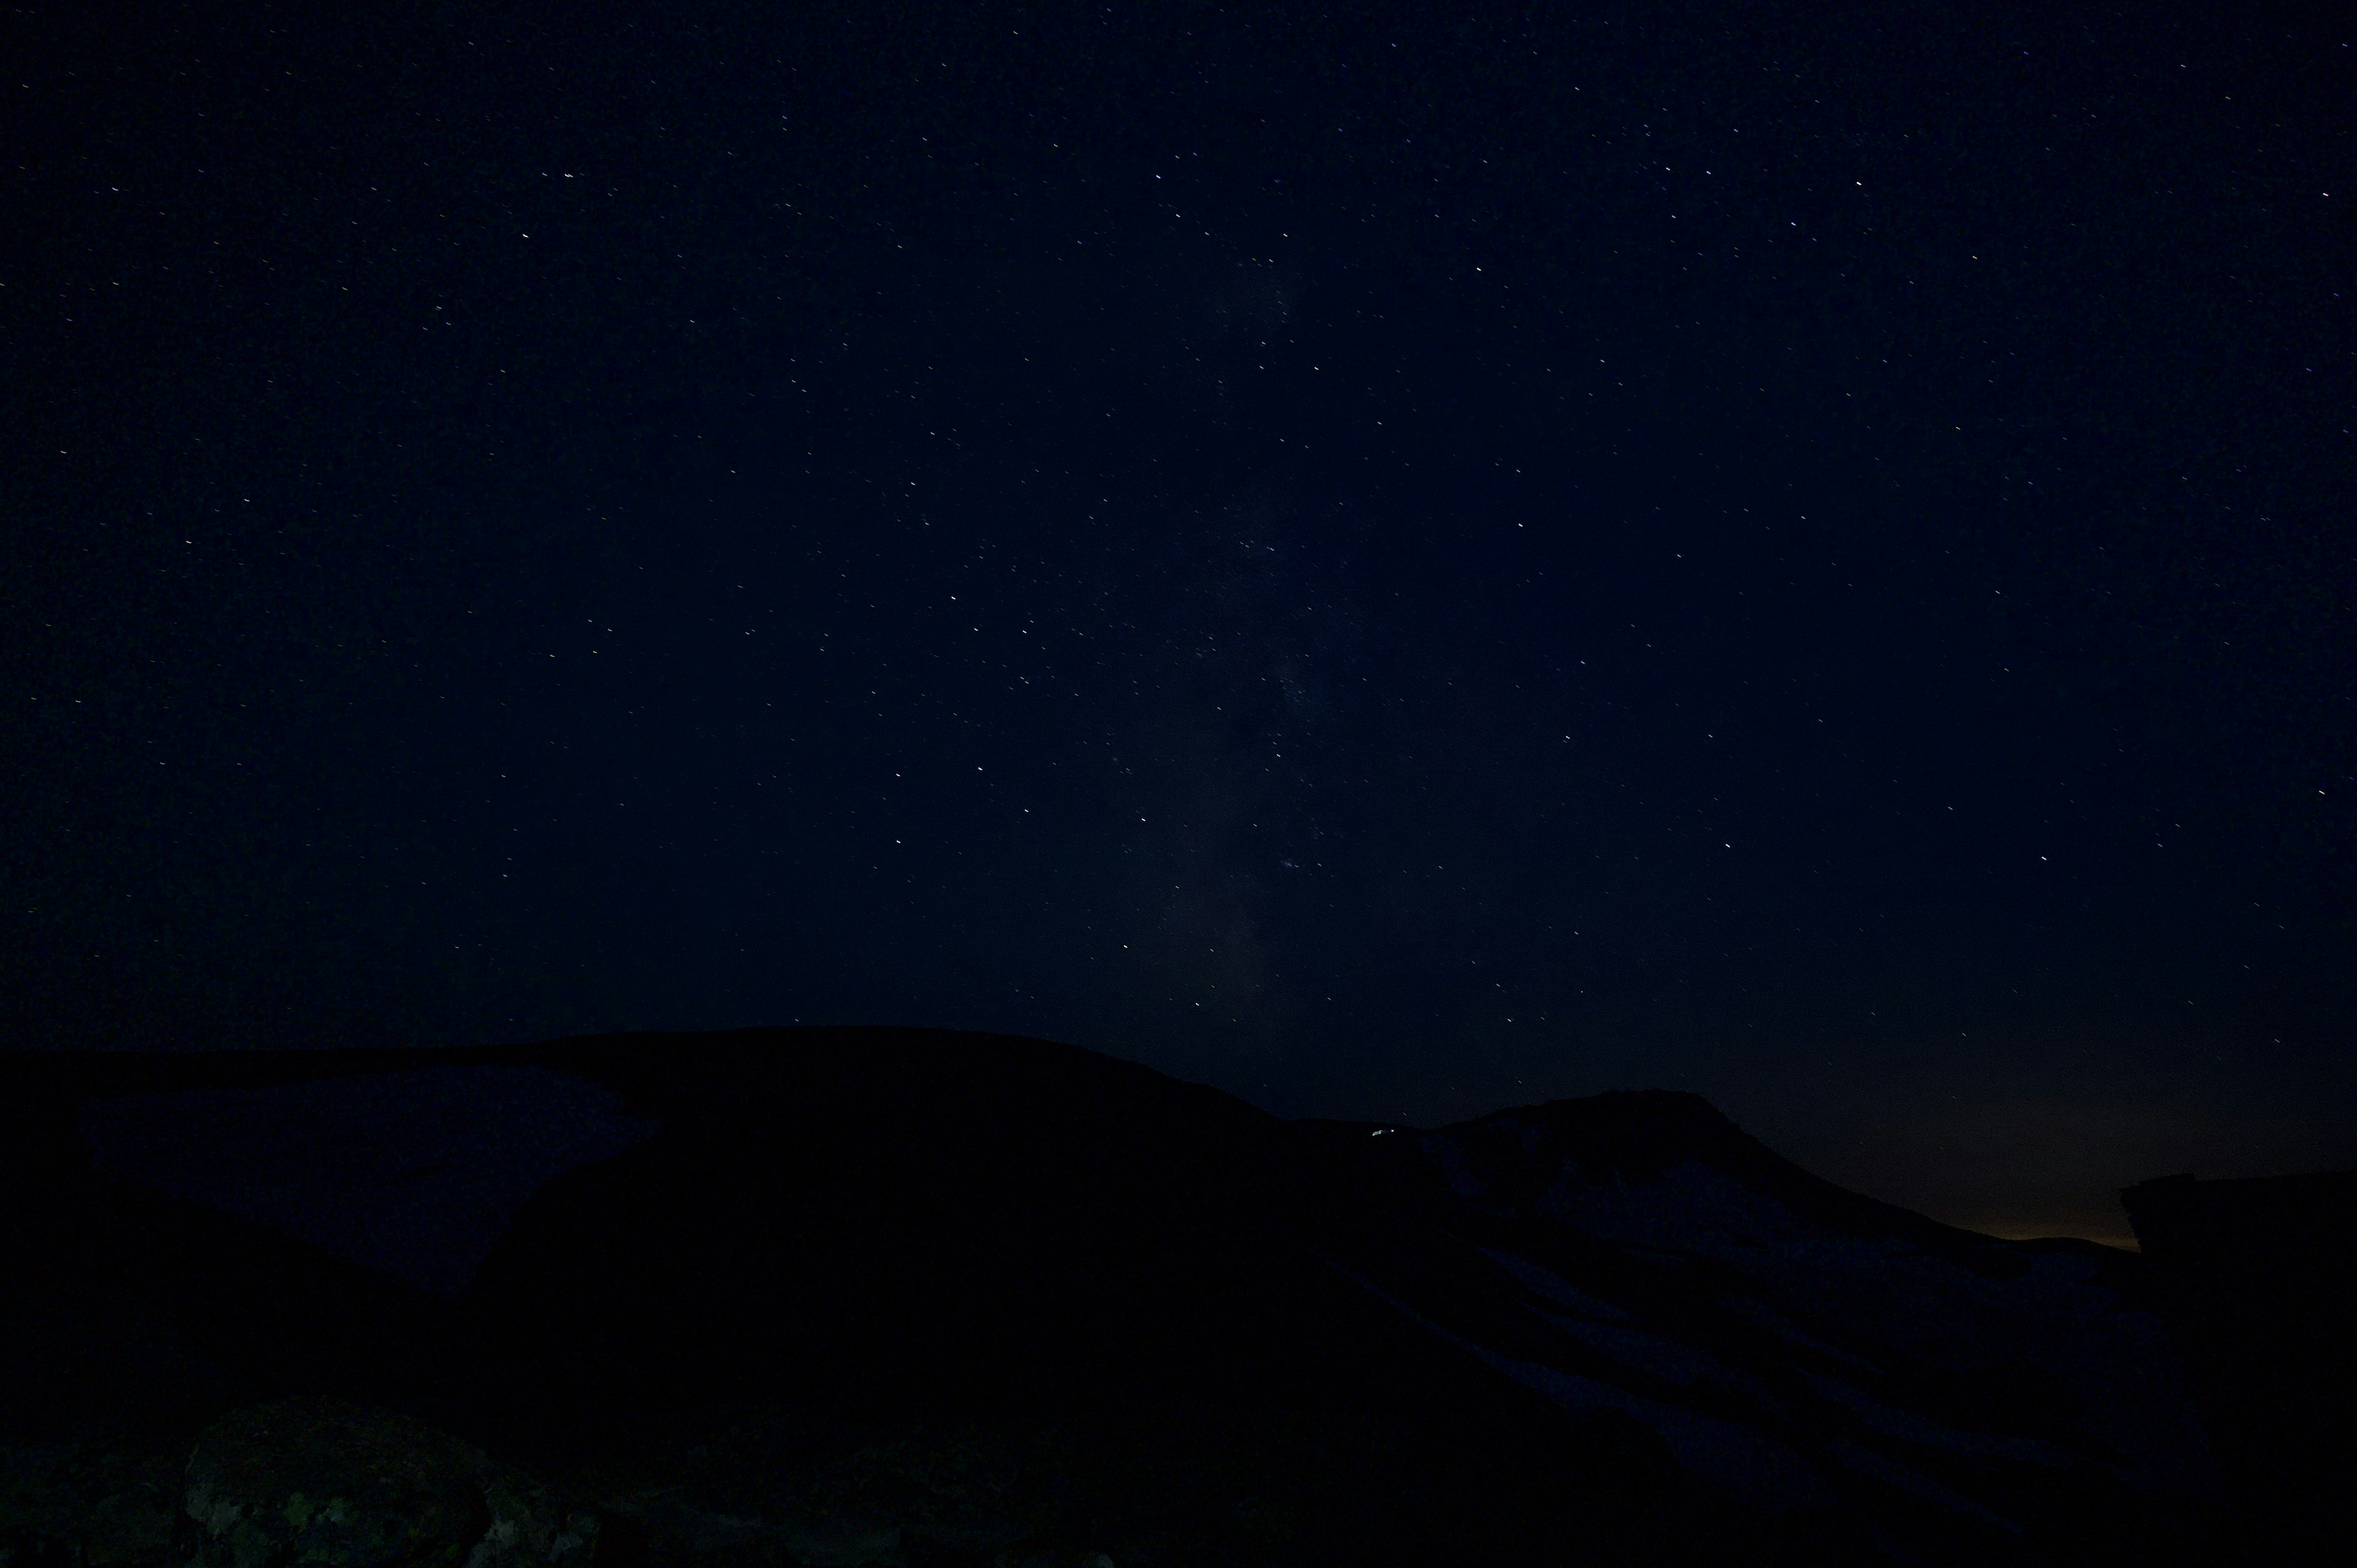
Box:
(0, 1029), (2272, 1565)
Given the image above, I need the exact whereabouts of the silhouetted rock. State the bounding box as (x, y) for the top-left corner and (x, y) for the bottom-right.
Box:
(2123, 1169), (2357, 1566)
(1, 1030), (2239, 1564)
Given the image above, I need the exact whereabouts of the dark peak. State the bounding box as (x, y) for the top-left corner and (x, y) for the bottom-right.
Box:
(1427, 1088), (2004, 1254)
(1439, 1089), (1762, 1185)
(520, 1024), (1273, 1132)
(1506, 1088), (1741, 1141)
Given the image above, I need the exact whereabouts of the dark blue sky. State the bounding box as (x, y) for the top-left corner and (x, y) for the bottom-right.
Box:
(6, 0), (2352, 1243)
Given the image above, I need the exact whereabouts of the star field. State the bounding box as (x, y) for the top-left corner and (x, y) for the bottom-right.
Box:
(4, 1), (2351, 1246)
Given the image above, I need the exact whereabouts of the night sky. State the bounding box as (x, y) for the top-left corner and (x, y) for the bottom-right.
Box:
(7, 1), (2351, 1246)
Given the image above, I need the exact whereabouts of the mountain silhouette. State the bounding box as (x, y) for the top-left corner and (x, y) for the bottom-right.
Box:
(4, 1028), (2229, 1564)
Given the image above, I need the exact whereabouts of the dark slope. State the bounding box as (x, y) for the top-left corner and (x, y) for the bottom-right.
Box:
(1323, 1093), (2215, 1563)
(4, 1031), (1724, 1566)
(3, 1030), (2223, 1564)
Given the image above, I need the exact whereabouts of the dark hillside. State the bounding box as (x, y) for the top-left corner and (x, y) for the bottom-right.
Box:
(2, 1030), (2234, 1564)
